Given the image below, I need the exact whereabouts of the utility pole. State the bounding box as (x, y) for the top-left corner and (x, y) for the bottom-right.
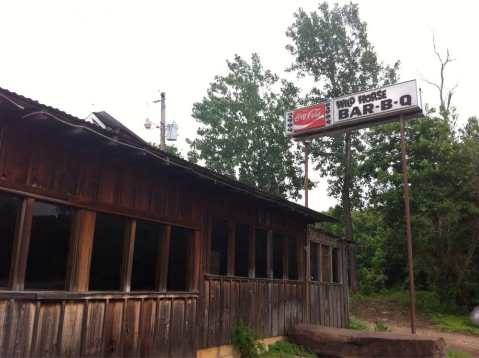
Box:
(304, 140), (311, 208)
(153, 92), (166, 150)
(400, 115), (417, 334)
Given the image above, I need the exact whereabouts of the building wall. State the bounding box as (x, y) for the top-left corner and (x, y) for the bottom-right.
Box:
(0, 117), (349, 357)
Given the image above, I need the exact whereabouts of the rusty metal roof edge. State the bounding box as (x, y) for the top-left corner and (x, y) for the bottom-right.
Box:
(0, 86), (335, 223)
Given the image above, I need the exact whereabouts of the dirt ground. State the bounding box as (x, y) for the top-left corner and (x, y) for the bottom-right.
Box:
(351, 297), (479, 356)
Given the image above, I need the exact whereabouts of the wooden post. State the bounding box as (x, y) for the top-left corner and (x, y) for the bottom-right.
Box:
(227, 222), (235, 276)
(249, 227), (256, 278)
(304, 141), (310, 208)
(67, 210), (96, 291)
(400, 115), (417, 334)
(266, 230), (273, 279)
(120, 219), (136, 292)
(9, 198), (34, 290)
(282, 235), (289, 280)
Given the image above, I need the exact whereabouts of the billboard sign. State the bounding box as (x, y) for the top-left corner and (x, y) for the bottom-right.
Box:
(285, 101), (331, 135)
(286, 80), (422, 138)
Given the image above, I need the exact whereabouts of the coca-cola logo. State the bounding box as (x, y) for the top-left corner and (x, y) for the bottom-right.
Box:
(293, 103), (325, 125)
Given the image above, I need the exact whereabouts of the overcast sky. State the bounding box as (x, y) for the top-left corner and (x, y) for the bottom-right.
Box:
(1, 0), (477, 212)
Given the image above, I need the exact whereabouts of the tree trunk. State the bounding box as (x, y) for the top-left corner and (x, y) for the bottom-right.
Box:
(343, 130), (357, 291)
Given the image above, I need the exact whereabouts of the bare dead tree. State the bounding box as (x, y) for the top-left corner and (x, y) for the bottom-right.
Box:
(424, 35), (458, 120)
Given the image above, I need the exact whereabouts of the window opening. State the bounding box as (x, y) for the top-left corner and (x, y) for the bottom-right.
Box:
(89, 213), (126, 291)
(0, 193), (21, 287)
(234, 224), (249, 277)
(272, 232), (284, 279)
(332, 247), (340, 283)
(167, 226), (192, 291)
(255, 228), (267, 278)
(210, 220), (228, 275)
(25, 201), (75, 290)
(131, 220), (163, 291)
(288, 236), (298, 280)
(310, 242), (320, 281)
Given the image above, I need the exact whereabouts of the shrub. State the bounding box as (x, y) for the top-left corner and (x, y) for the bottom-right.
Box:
(373, 320), (390, 332)
(231, 322), (265, 358)
(349, 316), (369, 331)
(262, 340), (315, 358)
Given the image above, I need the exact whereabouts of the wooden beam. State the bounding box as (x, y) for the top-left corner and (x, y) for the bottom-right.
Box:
(266, 229), (273, 279)
(282, 235), (289, 280)
(67, 210), (96, 292)
(120, 219), (136, 292)
(158, 225), (171, 292)
(248, 226), (255, 278)
(9, 198), (34, 290)
(227, 222), (235, 276)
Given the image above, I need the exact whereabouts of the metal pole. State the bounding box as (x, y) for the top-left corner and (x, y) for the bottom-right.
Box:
(400, 115), (417, 334)
(160, 92), (166, 151)
(304, 141), (309, 208)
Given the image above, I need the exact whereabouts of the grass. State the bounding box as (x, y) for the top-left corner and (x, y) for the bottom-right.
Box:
(446, 349), (473, 358)
(353, 289), (479, 336)
(349, 316), (369, 331)
(432, 314), (479, 336)
(260, 340), (315, 358)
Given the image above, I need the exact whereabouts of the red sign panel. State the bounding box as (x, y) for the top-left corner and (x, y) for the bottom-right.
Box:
(291, 103), (327, 133)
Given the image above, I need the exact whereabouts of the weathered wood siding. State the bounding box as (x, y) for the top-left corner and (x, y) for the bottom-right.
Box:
(200, 277), (306, 348)
(0, 295), (197, 357)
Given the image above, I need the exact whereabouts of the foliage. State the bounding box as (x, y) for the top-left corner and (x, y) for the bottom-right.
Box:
(348, 316), (369, 331)
(432, 314), (479, 336)
(446, 349), (473, 358)
(188, 53), (304, 199)
(261, 340), (315, 358)
(286, 2), (400, 255)
(373, 320), (390, 332)
(231, 322), (266, 358)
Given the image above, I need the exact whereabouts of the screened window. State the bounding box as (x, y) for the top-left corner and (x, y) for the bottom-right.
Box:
(131, 220), (163, 291)
(332, 247), (340, 283)
(25, 201), (75, 290)
(255, 229), (267, 278)
(235, 224), (250, 277)
(0, 193), (21, 287)
(89, 213), (126, 291)
(210, 220), (228, 275)
(273, 232), (284, 279)
(167, 226), (192, 291)
(287, 236), (298, 280)
(310, 242), (320, 281)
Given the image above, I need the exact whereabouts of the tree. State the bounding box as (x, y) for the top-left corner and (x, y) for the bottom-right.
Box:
(188, 53), (304, 199)
(286, 2), (399, 289)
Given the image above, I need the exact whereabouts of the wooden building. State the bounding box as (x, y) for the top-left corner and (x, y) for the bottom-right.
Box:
(0, 88), (349, 357)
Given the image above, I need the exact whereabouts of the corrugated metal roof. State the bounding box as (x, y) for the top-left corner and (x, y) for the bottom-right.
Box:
(0, 86), (335, 223)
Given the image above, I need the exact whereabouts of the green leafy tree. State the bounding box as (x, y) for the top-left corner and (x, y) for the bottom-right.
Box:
(286, 2), (399, 288)
(188, 53), (304, 199)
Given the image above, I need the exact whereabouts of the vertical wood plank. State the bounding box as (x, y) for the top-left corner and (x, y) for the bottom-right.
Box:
(120, 220), (136, 292)
(58, 302), (84, 357)
(138, 299), (156, 357)
(67, 210), (96, 292)
(103, 300), (124, 357)
(266, 230), (273, 279)
(31, 303), (62, 357)
(169, 299), (185, 358)
(122, 299), (141, 357)
(156, 299), (171, 358)
(82, 301), (105, 357)
(10, 198), (34, 290)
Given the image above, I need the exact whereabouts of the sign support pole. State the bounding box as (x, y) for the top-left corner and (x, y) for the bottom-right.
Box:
(304, 141), (310, 208)
(400, 114), (417, 334)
